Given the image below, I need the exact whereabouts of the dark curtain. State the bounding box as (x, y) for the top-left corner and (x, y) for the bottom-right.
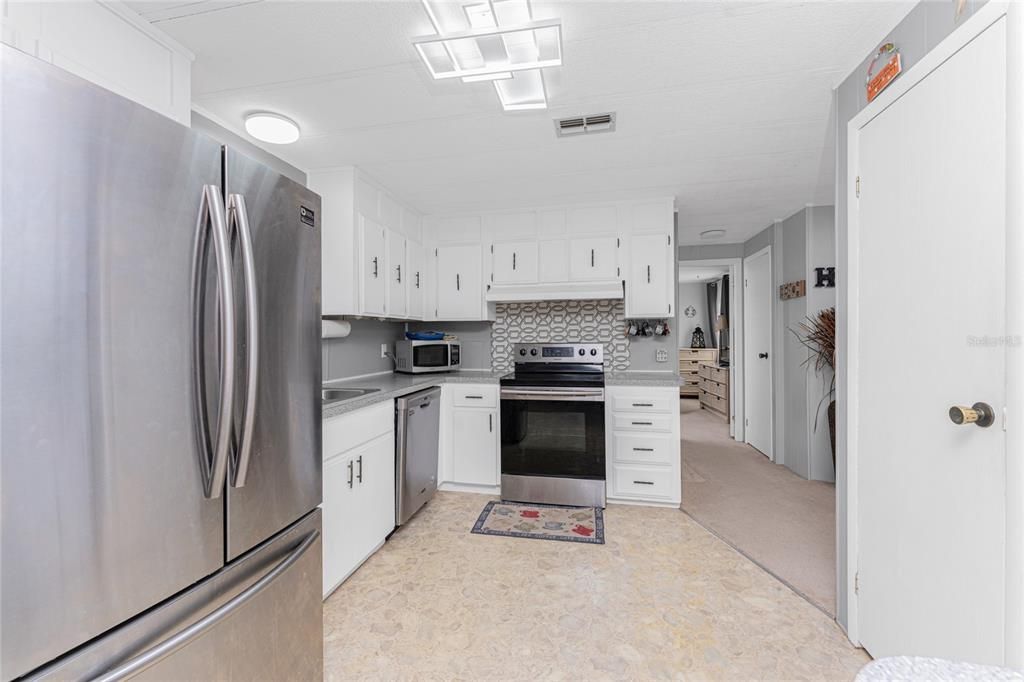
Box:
(705, 281), (718, 349)
(719, 275), (730, 363)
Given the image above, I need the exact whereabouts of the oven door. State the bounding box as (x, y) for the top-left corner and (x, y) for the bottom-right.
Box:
(499, 387), (605, 482)
(412, 343), (450, 370)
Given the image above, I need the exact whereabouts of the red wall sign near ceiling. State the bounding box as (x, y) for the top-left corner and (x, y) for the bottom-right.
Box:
(866, 42), (902, 102)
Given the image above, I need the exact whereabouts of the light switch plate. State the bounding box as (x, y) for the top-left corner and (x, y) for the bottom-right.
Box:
(656, 349), (669, 363)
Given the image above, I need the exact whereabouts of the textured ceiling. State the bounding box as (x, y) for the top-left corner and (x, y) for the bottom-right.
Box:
(135, 0), (914, 244)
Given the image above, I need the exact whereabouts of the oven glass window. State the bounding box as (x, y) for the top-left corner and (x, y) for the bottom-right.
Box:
(500, 399), (605, 479)
(412, 344), (448, 367)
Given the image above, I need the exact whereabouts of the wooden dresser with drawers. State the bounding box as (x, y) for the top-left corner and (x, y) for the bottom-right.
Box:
(698, 362), (730, 421)
(679, 348), (718, 397)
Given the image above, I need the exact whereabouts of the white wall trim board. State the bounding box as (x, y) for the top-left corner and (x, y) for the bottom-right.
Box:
(843, 0), (1020, 660)
(742, 244), (773, 461)
(678, 256), (744, 441)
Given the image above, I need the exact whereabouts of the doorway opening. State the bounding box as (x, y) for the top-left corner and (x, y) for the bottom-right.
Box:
(678, 247), (838, 618)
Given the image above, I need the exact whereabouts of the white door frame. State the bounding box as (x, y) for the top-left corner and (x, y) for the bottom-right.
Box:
(742, 245), (773, 461)
(843, 1), (1023, 663)
(678, 257), (744, 441)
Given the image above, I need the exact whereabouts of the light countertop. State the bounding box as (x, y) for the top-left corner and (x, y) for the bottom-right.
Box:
(322, 369), (680, 418)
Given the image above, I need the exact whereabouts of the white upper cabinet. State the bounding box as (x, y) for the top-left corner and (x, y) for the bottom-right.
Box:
(1, 2), (193, 125)
(360, 218), (387, 317)
(538, 239), (570, 282)
(627, 233), (673, 318)
(387, 233), (407, 318)
(569, 236), (619, 281)
(492, 241), (539, 284)
(407, 242), (425, 320)
(436, 244), (483, 320)
(567, 205), (618, 235)
(309, 167), (425, 320)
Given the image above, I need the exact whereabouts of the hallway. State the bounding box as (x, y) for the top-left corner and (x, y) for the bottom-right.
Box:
(680, 399), (837, 615)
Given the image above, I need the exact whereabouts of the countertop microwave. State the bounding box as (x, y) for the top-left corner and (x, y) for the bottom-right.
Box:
(394, 339), (461, 374)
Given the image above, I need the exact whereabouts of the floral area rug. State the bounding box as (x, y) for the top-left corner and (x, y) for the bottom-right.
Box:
(471, 500), (605, 545)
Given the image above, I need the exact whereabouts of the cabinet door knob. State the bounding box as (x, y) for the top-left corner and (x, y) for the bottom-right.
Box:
(949, 402), (995, 427)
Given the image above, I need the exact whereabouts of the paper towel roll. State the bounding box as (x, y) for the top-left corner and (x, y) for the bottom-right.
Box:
(321, 319), (351, 339)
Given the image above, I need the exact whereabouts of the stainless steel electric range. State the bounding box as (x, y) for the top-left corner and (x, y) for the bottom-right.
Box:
(499, 342), (606, 508)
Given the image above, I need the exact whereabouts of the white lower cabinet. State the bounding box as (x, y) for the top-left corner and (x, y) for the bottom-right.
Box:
(322, 401), (395, 598)
(441, 384), (499, 489)
(605, 386), (681, 505)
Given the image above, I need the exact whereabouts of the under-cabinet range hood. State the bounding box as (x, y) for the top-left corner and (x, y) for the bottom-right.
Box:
(485, 280), (624, 303)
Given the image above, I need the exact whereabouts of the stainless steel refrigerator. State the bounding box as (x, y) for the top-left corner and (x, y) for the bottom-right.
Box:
(1, 44), (323, 681)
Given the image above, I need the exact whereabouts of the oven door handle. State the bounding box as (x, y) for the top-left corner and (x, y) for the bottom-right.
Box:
(500, 388), (605, 402)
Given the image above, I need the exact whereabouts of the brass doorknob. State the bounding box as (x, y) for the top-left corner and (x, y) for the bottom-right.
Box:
(948, 402), (995, 428)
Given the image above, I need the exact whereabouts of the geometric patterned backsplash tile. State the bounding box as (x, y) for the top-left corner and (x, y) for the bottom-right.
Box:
(490, 299), (630, 372)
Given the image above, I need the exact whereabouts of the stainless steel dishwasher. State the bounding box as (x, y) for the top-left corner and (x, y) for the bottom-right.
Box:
(395, 386), (441, 526)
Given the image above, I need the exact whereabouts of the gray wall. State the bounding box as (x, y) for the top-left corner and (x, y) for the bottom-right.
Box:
(677, 281), (708, 347)
(832, 0), (988, 631)
(781, 211), (810, 479)
(322, 319), (405, 381)
(191, 111), (307, 187)
(678, 243), (744, 261)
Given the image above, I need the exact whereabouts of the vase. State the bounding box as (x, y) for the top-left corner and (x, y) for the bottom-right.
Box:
(828, 399), (837, 473)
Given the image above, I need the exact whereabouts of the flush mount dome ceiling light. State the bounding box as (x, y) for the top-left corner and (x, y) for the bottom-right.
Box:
(416, 0), (561, 111)
(699, 229), (727, 241)
(244, 112), (300, 144)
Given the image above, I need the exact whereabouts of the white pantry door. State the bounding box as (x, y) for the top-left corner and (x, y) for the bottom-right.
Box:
(743, 247), (772, 458)
(852, 16), (1007, 664)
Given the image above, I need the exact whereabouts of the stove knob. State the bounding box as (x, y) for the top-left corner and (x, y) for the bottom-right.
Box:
(578, 348), (585, 356)
(519, 348), (527, 356)
(590, 348), (598, 356)
(530, 348), (538, 356)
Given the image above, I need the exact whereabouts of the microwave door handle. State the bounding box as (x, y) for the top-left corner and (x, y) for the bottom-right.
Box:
(227, 193), (259, 488)
(191, 185), (235, 500)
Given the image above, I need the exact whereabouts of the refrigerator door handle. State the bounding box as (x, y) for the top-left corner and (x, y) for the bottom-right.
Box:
(227, 193), (259, 488)
(94, 529), (320, 682)
(191, 184), (235, 499)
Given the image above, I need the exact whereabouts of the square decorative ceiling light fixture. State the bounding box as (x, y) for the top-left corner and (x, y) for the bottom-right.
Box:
(416, 0), (561, 110)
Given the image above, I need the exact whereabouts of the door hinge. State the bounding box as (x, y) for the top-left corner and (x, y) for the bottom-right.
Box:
(667, 234), (671, 245)
(490, 244), (493, 253)
(855, 571), (860, 594)
(490, 273), (494, 281)
(616, 237), (620, 248)
(435, 248), (438, 257)
(616, 267), (620, 277)
(745, 417), (749, 426)
(855, 176), (860, 198)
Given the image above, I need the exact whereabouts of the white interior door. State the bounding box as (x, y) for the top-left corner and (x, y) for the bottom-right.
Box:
(743, 247), (772, 458)
(852, 16), (1007, 664)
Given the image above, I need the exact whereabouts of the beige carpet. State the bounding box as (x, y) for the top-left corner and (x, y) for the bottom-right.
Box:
(680, 398), (837, 616)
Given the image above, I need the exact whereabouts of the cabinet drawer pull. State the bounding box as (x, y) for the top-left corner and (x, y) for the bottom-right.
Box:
(372, 256), (378, 278)
(456, 273), (460, 291)
(633, 480), (655, 485)
(347, 460), (354, 488)
(357, 455), (363, 483)
(647, 264), (651, 283)
(512, 252), (516, 271)
(632, 447), (655, 452)
(632, 402), (653, 407)
(591, 248), (595, 266)
(415, 272), (420, 289)
(632, 421), (653, 426)
(396, 264), (401, 283)
(466, 395), (483, 399)
(489, 413), (493, 432)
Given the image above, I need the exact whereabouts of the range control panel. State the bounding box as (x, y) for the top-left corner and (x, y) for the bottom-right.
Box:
(512, 343), (604, 364)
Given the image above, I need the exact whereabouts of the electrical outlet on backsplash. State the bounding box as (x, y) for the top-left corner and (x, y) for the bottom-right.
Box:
(490, 300), (631, 372)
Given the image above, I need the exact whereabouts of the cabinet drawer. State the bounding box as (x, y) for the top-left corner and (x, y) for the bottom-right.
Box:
(709, 366), (729, 384)
(700, 391), (729, 413)
(679, 359), (701, 372)
(323, 400), (393, 461)
(679, 348), (715, 361)
(681, 375), (700, 388)
(612, 413), (674, 432)
(613, 433), (675, 465)
(701, 379), (727, 399)
(451, 384), (497, 408)
(610, 394), (675, 413)
(698, 364), (711, 380)
(611, 464), (673, 500)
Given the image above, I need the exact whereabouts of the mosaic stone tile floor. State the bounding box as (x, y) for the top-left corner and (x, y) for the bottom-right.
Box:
(323, 492), (869, 681)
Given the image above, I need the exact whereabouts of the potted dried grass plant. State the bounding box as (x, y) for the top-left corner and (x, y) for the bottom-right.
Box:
(793, 307), (837, 471)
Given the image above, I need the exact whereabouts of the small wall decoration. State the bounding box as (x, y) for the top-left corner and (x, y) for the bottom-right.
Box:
(684, 305), (697, 318)
(866, 42), (901, 102)
(814, 267), (836, 288)
(779, 280), (806, 301)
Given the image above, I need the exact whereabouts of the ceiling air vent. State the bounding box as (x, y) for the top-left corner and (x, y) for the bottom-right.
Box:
(554, 112), (616, 138)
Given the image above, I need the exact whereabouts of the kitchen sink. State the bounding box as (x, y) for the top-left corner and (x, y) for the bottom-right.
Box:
(322, 387), (380, 404)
